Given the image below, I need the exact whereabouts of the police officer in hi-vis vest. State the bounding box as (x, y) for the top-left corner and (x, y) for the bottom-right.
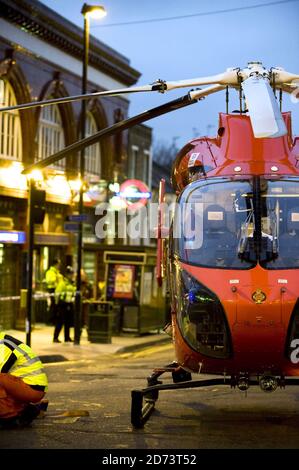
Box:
(0, 332), (48, 428)
(54, 266), (76, 343)
(45, 257), (62, 324)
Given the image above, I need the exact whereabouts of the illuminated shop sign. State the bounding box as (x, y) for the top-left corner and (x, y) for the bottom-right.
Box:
(86, 179), (108, 204)
(0, 231), (26, 244)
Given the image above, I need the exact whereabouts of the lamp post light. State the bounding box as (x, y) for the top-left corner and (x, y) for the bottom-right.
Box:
(75, 3), (106, 345)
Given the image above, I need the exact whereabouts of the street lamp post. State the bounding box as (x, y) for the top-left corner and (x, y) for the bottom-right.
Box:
(26, 171), (45, 346)
(74, 3), (106, 345)
(26, 178), (35, 347)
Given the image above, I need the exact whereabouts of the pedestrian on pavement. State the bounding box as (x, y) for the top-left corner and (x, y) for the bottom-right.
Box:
(45, 258), (62, 325)
(53, 266), (76, 343)
(81, 269), (93, 327)
(0, 332), (48, 429)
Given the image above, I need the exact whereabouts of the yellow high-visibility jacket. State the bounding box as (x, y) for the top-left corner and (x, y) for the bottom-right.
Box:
(45, 266), (62, 290)
(0, 332), (48, 391)
(56, 277), (76, 304)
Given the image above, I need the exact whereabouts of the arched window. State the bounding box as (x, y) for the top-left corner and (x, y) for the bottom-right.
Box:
(0, 80), (22, 160)
(37, 102), (65, 169)
(85, 112), (101, 177)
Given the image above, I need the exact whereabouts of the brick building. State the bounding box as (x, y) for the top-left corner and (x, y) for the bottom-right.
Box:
(0, 0), (153, 328)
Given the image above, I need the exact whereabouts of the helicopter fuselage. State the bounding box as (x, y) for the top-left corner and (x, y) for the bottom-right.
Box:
(169, 111), (299, 379)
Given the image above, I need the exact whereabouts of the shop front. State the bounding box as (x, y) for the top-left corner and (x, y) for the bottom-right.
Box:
(0, 231), (25, 329)
(103, 247), (167, 335)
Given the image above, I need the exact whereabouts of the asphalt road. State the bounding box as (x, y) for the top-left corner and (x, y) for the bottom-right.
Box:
(2, 343), (299, 451)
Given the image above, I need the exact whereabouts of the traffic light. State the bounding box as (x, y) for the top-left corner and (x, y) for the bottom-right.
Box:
(31, 186), (46, 224)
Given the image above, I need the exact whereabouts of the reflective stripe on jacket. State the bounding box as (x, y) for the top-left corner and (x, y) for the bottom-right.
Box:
(56, 277), (76, 304)
(0, 332), (48, 391)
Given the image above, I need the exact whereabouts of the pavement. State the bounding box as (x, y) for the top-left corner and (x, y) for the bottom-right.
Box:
(5, 323), (172, 363)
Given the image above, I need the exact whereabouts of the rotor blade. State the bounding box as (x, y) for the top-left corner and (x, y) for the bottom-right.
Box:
(279, 83), (299, 104)
(1, 69), (238, 113)
(160, 69), (238, 91)
(22, 94), (197, 174)
(189, 84), (226, 100)
(242, 75), (287, 138)
(22, 84), (223, 174)
(279, 83), (298, 91)
(0, 85), (155, 113)
(272, 68), (299, 85)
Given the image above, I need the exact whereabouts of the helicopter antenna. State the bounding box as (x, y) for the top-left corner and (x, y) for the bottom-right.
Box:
(238, 73), (243, 115)
(225, 86), (229, 114)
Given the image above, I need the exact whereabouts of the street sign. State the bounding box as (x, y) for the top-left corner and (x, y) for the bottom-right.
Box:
(68, 214), (88, 222)
(64, 222), (80, 232)
(117, 179), (151, 211)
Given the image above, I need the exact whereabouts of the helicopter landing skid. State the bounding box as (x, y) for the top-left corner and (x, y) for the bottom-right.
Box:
(131, 368), (299, 428)
(131, 362), (224, 428)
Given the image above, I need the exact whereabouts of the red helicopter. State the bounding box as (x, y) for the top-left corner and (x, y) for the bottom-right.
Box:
(3, 61), (299, 428)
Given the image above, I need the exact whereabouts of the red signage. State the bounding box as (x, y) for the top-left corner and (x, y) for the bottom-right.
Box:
(118, 179), (151, 211)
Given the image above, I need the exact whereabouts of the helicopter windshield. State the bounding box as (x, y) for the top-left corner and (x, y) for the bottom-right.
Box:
(174, 176), (299, 270)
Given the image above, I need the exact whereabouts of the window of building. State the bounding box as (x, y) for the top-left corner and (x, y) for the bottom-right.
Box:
(130, 145), (139, 179)
(0, 80), (22, 160)
(85, 112), (101, 178)
(37, 102), (65, 169)
(143, 149), (151, 186)
(130, 145), (151, 185)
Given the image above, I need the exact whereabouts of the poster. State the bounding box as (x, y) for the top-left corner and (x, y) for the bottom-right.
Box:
(113, 264), (135, 299)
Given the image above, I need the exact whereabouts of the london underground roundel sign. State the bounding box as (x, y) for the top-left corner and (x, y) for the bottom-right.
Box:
(118, 179), (151, 210)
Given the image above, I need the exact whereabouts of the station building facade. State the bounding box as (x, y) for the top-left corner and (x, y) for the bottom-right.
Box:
(0, 0), (153, 328)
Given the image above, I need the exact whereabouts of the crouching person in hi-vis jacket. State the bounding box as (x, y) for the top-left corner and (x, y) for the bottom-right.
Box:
(0, 332), (48, 429)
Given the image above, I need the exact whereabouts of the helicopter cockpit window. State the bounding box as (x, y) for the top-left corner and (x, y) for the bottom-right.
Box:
(260, 178), (299, 269)
(174, 178), (256, 269)
(174, 177), (299, 270)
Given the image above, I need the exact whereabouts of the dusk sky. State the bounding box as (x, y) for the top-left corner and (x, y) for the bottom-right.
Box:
(40, 0), (299, 149)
